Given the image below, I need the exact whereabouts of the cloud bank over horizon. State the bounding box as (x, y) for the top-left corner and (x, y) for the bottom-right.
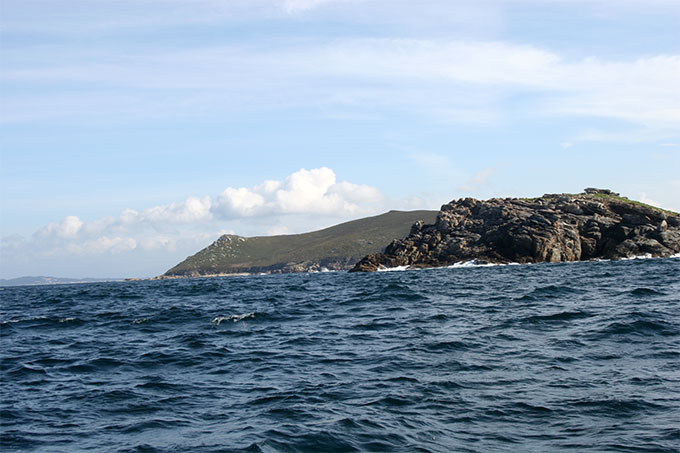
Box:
(0, 168), (402, 277)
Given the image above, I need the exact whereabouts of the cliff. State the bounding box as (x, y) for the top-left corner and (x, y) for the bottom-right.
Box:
(350, 189), (680, 272)
(162, 210), (437, 277)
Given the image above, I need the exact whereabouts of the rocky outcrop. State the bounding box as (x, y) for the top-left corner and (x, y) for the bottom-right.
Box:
(350, 190), (680, 272)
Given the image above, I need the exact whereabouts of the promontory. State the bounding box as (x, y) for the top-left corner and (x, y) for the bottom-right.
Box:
(161, 210), (437, 277)
(350, 189), (680, 272)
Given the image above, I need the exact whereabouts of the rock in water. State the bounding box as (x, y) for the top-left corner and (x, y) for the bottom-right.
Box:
(350, 190), (680, 272)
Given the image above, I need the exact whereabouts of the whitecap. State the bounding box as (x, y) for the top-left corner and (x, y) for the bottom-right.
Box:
(132, 318), (150, 324)
(212, 312), (255, 325)
(3, 316), (49, 324)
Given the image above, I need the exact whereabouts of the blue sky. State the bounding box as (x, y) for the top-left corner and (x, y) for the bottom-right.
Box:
(1, 0), (679, 278)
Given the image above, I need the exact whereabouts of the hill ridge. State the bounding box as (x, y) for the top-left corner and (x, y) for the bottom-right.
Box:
(161, 210), (438, 277)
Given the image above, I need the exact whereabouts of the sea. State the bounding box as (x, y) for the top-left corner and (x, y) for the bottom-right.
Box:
(1, 257), (679, 453)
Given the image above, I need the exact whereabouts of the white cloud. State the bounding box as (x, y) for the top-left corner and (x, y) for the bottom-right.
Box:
(67, 236), (138, 255)
(4, 168), (386, 265)
(143, 196), (213, 224)
(215, 167), (384, 217)
(4, 37), (678, 141)
(37, 216), (84, 239)
(138, 235), (175, 251)
(217, 187), (267, 218)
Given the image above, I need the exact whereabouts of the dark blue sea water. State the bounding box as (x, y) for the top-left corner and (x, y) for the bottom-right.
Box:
(2, 258), (679, 452)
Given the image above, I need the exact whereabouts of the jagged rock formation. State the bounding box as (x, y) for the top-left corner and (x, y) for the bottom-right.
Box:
(350, 190), (680, 272)
(161, 210), (437, 277)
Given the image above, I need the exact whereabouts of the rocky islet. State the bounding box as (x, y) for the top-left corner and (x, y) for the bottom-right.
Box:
(350, 189), (680, 272)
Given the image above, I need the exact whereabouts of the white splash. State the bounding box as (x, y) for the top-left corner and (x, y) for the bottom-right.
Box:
(447, 260), (520, 268)
(620, 253), (654, 261)
(212, 313), (255, 325)
(3, 316), (49, 324)
(377, 265), (410, 272)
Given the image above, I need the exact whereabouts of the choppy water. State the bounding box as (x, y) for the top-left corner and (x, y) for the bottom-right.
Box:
(2, 258), (679, 452)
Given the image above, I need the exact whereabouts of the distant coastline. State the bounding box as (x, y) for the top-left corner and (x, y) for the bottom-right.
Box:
(0, 276), (123, 287)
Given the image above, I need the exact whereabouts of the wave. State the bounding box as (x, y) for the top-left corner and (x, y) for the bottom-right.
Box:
(376, 260), (522, 272)
(524, 310), (593, 323)
(3, 259), (678, 453)
(0, 316), (85, 328)
(590, 318), (678, 339)
(212, 312), (256, 325)
(377, 265), (410, 272)
(620, 253), (654, 260)
(514, 284), (585, 301)
(448, 260), (520, 268)
(595, 253), (678, 263)
(1, 316), (49, 325)
(629, 287), (665, 296)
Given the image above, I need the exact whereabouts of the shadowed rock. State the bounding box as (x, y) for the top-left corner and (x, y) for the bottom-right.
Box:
(350, 190), (680, 272)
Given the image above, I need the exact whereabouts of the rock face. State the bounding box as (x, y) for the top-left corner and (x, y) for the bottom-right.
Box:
(350, 190), (680, 272)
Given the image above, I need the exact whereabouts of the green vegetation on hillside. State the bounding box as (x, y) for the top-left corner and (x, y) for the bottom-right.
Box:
(585, 192), (678, 215)
(163, 210), (438, 276)
(520, 190), (678, 215)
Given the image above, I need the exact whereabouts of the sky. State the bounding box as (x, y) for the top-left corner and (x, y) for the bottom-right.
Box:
(1, 0), (679, 279)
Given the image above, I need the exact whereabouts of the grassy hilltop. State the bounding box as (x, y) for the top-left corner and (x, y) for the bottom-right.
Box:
(162, 210), (438, 277)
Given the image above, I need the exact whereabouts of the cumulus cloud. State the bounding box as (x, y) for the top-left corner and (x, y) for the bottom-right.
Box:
(37, 216), (84, 239)
(5, 168), (386, 262)
(214, 167), (384, 218)
(122, 196), (213, 225)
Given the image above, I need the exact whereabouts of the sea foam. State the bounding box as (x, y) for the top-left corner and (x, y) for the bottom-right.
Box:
(212, 313), (255, 325)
